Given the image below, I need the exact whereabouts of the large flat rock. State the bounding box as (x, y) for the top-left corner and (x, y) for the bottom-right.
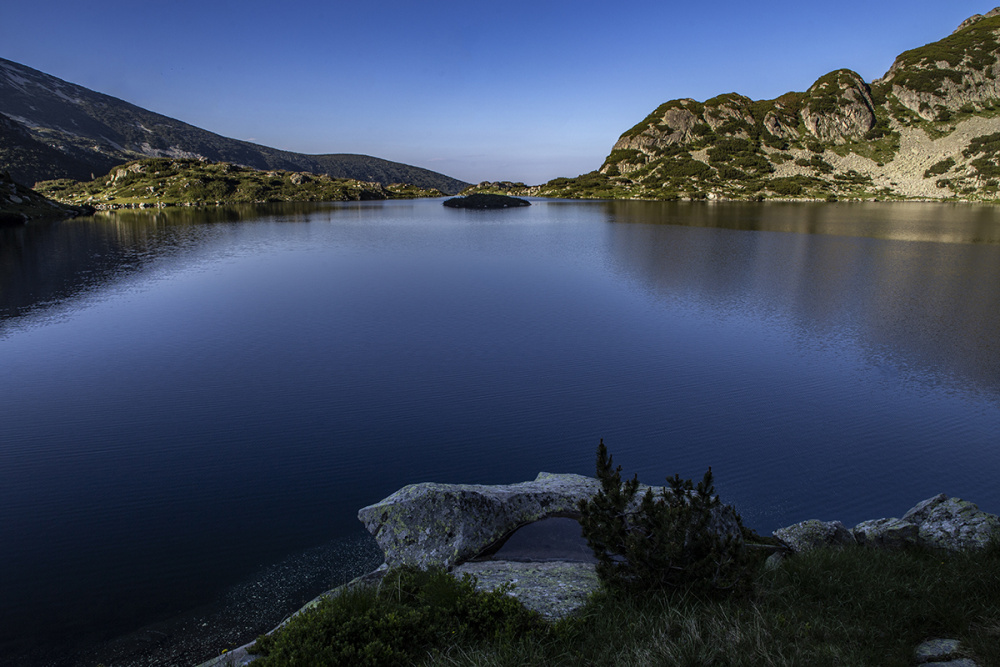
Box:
(453, 560), (599, 620)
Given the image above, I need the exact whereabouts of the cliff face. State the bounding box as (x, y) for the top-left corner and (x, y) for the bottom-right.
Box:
(470, 9), (1000, 202)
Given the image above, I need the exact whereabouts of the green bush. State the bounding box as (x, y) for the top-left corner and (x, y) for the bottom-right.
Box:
(924, 157), (956, 178)
(795, 156), (834, 174)
(768, 175), (825, 196)
(249, 566), (544, 666)
(577, 441), (749, 596)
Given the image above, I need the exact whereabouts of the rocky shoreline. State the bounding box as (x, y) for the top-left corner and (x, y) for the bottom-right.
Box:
(195, 474), (999, 667)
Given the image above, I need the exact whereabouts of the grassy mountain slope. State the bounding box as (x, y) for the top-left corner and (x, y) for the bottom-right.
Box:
(0, 58), (468, 194)
(35, 158), (442, 209)
(468, 10), (1000, 201)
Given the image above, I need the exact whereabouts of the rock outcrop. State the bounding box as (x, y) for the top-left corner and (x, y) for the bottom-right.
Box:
(774, 494), (999, 554)
(801, 70), (877, 144)
(358, 471), (743, 569)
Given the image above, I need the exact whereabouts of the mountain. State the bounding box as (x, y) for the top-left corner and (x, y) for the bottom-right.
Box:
(0, 58), (468, 194)
(469, 8), (1000, 201)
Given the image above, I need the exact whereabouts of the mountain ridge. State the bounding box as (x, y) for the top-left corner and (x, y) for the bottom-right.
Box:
(0, 57), (468, 194)
(467, 9), (1000, 202)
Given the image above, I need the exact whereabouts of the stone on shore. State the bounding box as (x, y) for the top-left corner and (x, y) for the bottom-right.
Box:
(853, 494), (999, 552)
(358, 472), (744, 568)
(774, 494), (999, 554)
(853, 517), (920, 549)
(901, 493), (1000, 551)
(773, 520), (856, 553)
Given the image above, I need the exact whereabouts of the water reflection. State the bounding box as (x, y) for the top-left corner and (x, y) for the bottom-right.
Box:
(0, 202), (335, 325)
(596, 200), (1000, 244)
(600, 201), (1000, 398)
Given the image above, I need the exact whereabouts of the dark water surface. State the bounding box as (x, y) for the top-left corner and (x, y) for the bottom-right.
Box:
(1, 199), (999, 665)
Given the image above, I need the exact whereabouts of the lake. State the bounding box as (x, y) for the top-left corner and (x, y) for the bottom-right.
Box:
(1, 199), (999, 665)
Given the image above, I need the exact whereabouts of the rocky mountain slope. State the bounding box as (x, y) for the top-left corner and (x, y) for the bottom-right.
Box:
(470, 8), (1000, 201)
(0, 58), (468, 194)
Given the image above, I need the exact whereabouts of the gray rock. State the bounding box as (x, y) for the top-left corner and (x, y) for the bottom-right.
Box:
(452, 560), (599, 620)
(773, 520), (856, 553)
(902, 494), (1000, 552)
(853, 517), (920, 549)
(915, 638), (963, 663)
(763, 551), (787, 570)
(358, 472), (743, 568)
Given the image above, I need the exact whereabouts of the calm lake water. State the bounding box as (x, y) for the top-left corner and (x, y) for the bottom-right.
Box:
(2, 199), (999, 665)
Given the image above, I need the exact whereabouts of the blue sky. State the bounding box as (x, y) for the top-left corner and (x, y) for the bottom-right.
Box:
(1, 1), (993, 184)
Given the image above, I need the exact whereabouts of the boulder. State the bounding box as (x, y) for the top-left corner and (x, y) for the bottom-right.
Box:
(452, 561), (599, 620)
(901, 494), (1000, 552)
(773, 520), (856, 553)
(853, 517), (920, 549)
(358, 472), (744, 568)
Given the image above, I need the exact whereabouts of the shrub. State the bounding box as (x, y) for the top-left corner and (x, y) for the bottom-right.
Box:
(795, 155), (834, 174)
(577, 440), (749, 596)
(924, 157), (955, 178)
(249, 566), (544, 666)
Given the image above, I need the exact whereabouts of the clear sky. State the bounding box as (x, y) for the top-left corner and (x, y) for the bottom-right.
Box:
(1, 1), (994, 184)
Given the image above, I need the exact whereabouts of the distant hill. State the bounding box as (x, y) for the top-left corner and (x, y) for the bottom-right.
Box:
(0, 57), (468, 194)
(35, 157), (442, 209)
(468, 8), (1000, 201)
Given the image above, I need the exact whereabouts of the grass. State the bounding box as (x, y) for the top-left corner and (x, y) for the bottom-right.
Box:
(246, 541), (1000, 667)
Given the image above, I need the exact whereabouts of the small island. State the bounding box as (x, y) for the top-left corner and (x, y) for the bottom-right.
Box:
(443, 193), (531, 209)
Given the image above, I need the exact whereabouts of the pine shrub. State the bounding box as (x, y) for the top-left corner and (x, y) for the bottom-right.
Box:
(578, 440), (750, 596)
